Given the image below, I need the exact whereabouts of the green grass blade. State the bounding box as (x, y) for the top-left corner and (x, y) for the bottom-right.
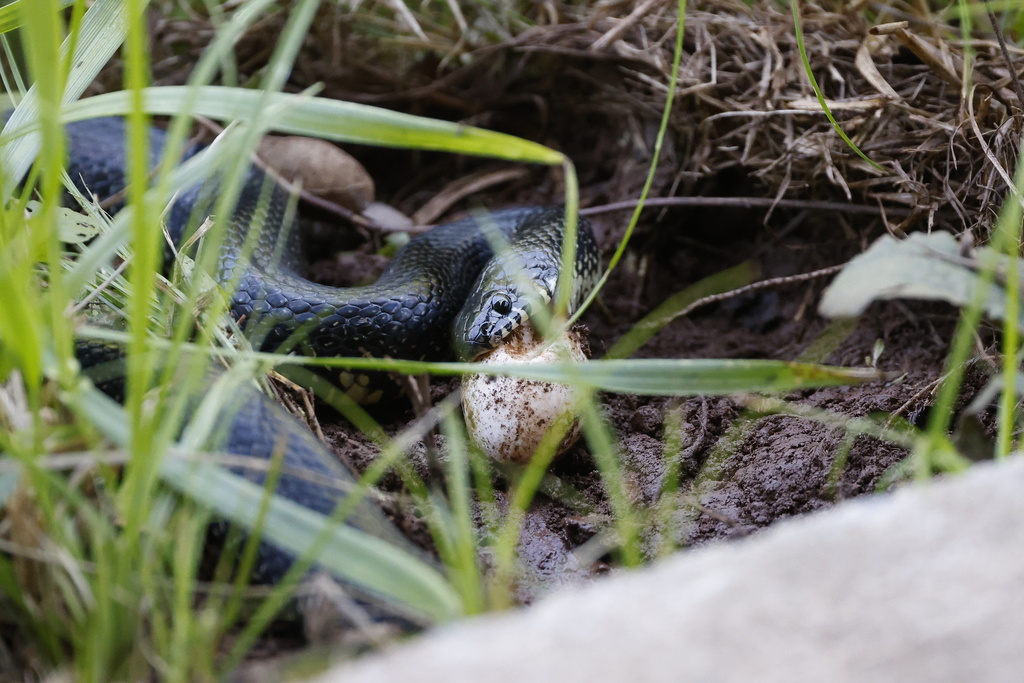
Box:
(159, 455), (461, 624)
(790, 0), (881, 171)
(571, 0), (688, 322)
(241, 353), (885, 396)
(580, 396), (643, 565)
(605, 261), (760, 360)
(73, 383), (459, 623)
(0, 0), (78, 35)
(17, 85), (566, 163)
(477, 358), (885, 395)
(915, 142), (1024, 469)
(0, 0), (129, 194)
(79, 331), (884, 397)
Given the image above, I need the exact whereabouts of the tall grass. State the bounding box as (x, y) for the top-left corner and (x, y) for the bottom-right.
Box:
(0, 0), (985, 679)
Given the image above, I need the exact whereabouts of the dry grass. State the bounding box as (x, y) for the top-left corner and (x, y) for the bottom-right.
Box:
(135, 0), (1023, 240)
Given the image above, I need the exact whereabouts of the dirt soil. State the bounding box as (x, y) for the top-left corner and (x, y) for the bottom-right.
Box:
(307, 202), (995, 606)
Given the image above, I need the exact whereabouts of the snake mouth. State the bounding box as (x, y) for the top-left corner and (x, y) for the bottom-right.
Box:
(483, 317), (523, 347)
(460, 340), (492, 361)
(455, 317), (519, 361)
(463, 328), (505, 360)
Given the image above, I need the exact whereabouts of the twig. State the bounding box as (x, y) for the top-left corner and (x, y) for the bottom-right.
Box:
(580, 196), (914, 217)
(410, 167), (530, 225)
(590, 0), (669, 52)
(987, 9), (1024, 115)
(674, 264), (847, 320)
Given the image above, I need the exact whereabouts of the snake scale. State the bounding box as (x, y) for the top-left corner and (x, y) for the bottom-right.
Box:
(63, 118), (599, 608)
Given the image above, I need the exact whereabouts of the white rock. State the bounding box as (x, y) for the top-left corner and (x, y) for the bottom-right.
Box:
(311, 458), (1024, 683)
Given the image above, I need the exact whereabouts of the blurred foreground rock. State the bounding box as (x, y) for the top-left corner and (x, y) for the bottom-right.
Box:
(312, 458), (1024, 683)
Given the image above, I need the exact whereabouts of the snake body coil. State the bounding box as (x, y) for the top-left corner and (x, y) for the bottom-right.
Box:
(67, 119), (598, 400)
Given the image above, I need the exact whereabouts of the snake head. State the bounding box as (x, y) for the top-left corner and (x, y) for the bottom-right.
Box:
(453, 207), (596, 361)
(453, 285), (536, 361)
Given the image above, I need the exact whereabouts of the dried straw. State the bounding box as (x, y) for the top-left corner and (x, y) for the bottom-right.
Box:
(145, 0), (1023, 238)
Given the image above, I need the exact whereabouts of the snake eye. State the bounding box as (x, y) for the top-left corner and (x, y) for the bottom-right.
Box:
(492, 294), (512, 316)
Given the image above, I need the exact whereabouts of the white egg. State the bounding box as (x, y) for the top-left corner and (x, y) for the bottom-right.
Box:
(461, 324), (587, 463)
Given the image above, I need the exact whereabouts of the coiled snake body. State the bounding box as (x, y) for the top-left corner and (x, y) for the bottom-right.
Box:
(68, 119), (598, 397)
(66, 118), (599, 599)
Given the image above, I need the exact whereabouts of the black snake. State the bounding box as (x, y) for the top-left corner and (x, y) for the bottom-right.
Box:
(65, 117), (599, 610)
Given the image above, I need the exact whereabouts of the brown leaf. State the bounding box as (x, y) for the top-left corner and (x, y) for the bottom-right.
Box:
(257, 135), (375, 211)
(855, 34), (901, 101)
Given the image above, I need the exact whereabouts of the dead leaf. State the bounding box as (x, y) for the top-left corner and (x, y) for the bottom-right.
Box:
(892, 28), (961, 88)
(257, 135), (375, 211)
(855, 34), (901, 101)
(819, 231), (1024, 331)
